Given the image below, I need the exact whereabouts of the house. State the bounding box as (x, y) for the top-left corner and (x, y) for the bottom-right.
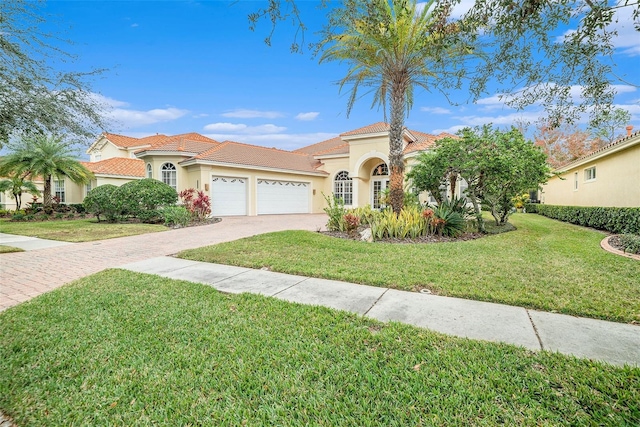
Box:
(540, 126), (640, 207)
(2, 123), (459, 214)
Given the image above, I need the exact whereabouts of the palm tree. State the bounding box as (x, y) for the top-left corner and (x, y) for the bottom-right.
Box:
(0, 175), (40, 211)
(319, 0), (468, 214)
(0, 135), (94, 210)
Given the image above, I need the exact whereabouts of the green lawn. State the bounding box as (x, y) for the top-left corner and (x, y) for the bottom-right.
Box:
(179, 213), (640, 323)
(1, 269), (638, 426)
(0, 245), (24, 254)
(0, 218), (167, 242)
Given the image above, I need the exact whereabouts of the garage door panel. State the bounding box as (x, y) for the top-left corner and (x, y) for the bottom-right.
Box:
(211, 176), (246, 216)
(257, 179), (309, 215)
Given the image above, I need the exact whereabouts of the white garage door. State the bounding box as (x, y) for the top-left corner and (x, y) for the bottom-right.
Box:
(211, 176), (247, 216)
(257, 179), (309, 215)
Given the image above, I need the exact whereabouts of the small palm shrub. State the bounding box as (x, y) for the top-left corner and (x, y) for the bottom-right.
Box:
(433, 205), (466, 237)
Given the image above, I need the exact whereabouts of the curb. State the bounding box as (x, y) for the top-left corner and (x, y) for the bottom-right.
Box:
(600, 235), (640, 261)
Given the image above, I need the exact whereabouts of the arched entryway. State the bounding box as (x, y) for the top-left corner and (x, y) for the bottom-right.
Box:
(371, 162), (389, 209)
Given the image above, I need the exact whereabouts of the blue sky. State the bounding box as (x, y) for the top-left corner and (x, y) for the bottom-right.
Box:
(42, 0), (640, 152)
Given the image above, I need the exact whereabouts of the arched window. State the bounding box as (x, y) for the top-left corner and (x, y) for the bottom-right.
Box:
(161, 163), (177, 190)
(334, 171), (353, 205)
(372, 163), (389, 176)
(146, 163), (153, 179)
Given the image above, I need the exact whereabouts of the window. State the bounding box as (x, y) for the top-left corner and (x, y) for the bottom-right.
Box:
(372, 163), (389, 176)
(458, 178), (468, 201)
(334, 171), (353, 205)
(85, 180), (93, 196)
(161, 163), (177, 190)
(146, 163), (153, 179)
(584, 166), (596, 181)
(54, 179), (65, 203)
(574, 172), (578, 190)
(94, 152), (101, 161)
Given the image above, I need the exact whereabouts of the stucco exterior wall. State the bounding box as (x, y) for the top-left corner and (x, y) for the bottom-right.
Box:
(90, 142), (127, 162)
(541, 142), (640, 207)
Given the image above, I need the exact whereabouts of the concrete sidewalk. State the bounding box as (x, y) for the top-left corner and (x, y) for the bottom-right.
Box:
(121, 256), (640, 368)
(0, 232), (72, 251)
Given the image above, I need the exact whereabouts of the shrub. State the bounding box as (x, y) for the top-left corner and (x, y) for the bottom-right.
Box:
(323, 193), (347, 231)
(84, 184), (120, 222)
(112, 179), (178, 223)
(69, 203), (86, 214)
(528, 205), (640, 234)
(348, 205), (377, 226)
(11, 212), (25, 221)
(24, 214), (36, 221)
(343, 213), (360, 234)
(0, 209), (10, 217)
(161, 206), (191, 227)
(179, 188), (212, 221)
(433, 205), (466, 237)
(370, 206), (428, 240)
(619, 234), (640, 255)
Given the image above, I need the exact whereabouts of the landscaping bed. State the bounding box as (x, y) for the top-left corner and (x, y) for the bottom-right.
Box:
(1, 269), (638, 426)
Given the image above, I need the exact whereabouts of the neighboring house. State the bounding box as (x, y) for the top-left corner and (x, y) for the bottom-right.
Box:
(2, 123), (460, 214)
(541, 127), (640, 207)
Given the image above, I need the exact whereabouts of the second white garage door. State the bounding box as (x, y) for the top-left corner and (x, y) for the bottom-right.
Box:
(211, 176), (246, 216)
(257, 179), (309, 215)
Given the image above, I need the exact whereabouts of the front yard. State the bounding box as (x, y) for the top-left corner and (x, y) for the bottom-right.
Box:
(1, 269), (638, 425)
(179, 213), (640, 323)
(0, 218), (166, 242)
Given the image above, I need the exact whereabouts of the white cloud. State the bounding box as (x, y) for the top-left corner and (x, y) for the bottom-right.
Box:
(192, 113), (209, 118)
(221, 109), (284, 119)
(131, 23), (139, 28)
(295, 112), (320, 121)
(431, 125), (466, 134)
(421, 106), (452, 114)
(203, 122), (286, 134)
(106, 107), (189, 128)
(203, 122), (247, 132)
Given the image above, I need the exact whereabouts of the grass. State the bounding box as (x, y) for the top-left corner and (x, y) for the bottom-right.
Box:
(179, 213), (640, 323)
(1, 269), (638, 426)
(0, 245), (24, 254)
(0, 218), (167, 242)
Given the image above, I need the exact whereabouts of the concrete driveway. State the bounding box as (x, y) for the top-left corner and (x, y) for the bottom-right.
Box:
(0, 214), (328, 311)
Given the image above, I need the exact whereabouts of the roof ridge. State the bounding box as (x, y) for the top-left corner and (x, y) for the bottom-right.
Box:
(219, 140), (314, 157)
(193, 141), (228, 159)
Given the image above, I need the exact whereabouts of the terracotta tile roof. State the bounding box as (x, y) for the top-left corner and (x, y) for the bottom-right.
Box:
(340, 122), (390, 136)
(313, 142), (350, 156)
(102, 133), (145, 148)
(404, 131), (457, 154)
(191, 141), (327, 174)
(136, 133), (220, 154)
(294, 136), (345, 156)
(81, 158), (145, 178)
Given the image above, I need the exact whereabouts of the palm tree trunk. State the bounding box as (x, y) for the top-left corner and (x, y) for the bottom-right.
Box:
(43, 175), (52, 210)
(388, 80), (408, 215)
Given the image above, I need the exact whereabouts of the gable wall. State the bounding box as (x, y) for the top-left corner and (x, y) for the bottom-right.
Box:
(541, 142), (640, 207)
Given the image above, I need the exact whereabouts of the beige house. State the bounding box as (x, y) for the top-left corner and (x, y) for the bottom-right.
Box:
(2, 123), (457, 214)
(541, 128), (640, 207)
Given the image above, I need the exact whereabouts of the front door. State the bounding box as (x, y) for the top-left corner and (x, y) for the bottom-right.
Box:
(371, 178), (389, 209)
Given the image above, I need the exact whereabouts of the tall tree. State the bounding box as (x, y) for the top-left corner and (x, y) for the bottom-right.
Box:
(0, 0), (107, 148)
(0, 176), (40, 211)
(0, 136), (94, 209)
(589, 107), (632, 144)
(534, 121), (601, 168)
(250, 1), (639, 127)
(318, 0), (472, 214)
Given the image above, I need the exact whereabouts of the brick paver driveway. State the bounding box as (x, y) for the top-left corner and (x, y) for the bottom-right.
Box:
(0, 214), (327, 311)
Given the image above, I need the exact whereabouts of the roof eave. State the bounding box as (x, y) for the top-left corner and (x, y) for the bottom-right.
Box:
(179, 159), (328, 176)
(554, 134), (640, 173)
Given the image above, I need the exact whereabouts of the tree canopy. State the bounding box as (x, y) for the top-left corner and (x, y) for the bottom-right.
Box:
(250, 0), (639, 127)
(0, 0), (107, 148)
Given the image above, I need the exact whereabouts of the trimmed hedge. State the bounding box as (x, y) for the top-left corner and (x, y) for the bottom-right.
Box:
(524, 204), (640, 234)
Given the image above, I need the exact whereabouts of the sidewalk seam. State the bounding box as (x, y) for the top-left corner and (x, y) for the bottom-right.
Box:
(363, 288), (390, 317)
(271, 277), (310, 297)
(526, 309), (545, 351)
